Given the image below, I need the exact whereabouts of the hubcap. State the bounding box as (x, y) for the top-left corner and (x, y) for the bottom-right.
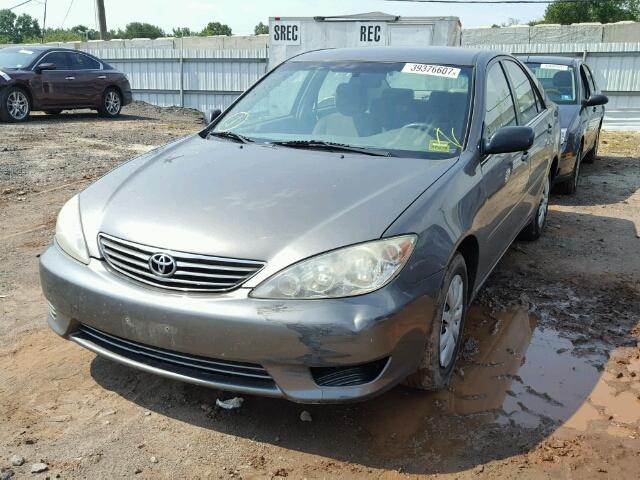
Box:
(439, 274), (464, 368)
(105, 91), (121, 115)
(538, 175), (550, 229)
(7, 91), (28, 120)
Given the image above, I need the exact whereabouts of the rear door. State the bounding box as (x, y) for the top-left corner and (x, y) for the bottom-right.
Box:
(68, 52), (105, 106)
(479, 61), (529, 263)
(502, 59), (551, 214)
(34, 51), (75, 107)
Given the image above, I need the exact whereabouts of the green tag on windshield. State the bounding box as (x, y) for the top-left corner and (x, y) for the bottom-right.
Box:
(428, 140), (451, 152)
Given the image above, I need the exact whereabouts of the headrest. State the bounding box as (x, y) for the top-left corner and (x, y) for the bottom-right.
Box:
(335, 83), (367, 116)
(382, 88), (414, 104)
(553, 71), (573, 88)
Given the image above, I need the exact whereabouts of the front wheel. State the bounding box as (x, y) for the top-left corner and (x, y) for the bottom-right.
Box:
(520, 173), (550, 241)
(0, 87), (31, 122)
(99, 88), (122, 118)
(405, 253), (468, 390)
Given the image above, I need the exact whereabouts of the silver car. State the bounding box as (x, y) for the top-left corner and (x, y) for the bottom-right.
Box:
(40, 47), (559, 403)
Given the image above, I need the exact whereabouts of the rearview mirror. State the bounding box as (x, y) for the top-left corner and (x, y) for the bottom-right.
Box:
(204, 108), (221, 124)
(584, 94), (608, 108)
(483, 126), (535, 155)
(35, 63), (56, 73)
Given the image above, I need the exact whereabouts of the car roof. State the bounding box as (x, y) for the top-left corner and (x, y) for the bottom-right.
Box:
(1, 46), (77, 53)
(290, 46), (498, 67)
(520, 55), (579, 67)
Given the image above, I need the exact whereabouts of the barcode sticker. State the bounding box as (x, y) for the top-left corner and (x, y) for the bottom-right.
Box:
(402, 63), (461, 79)
(540, 64), (569, 71)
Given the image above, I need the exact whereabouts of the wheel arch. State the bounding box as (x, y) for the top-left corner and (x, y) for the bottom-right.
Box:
(455, 235), (479, 302)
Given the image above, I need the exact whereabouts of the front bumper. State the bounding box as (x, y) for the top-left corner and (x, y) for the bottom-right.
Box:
(40, 244), (437, 403)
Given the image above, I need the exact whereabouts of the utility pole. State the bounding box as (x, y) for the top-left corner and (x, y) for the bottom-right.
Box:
(41, 0), (47, 43)
(96, 0), (108, 40)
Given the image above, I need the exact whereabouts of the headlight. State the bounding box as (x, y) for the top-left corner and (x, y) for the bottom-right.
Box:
(251, 235), (416, 299)
(560, 128), (567, 144)
(55, 194), (89, 264)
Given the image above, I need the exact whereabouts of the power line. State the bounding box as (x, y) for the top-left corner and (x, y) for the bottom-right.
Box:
(7, 0), (38, 10)
(386, 0), (605, 4)
(61, 0), (75, 27)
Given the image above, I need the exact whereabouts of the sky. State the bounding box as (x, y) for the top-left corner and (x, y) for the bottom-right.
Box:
(3, 0), (548, 35)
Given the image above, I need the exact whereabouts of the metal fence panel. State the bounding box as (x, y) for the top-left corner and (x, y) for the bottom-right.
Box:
(83, 47), (268, 112)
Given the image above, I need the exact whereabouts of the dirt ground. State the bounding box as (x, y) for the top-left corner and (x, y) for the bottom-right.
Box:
(1, 103), (639, 480)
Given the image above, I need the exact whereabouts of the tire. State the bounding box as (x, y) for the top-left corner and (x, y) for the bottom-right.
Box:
(405, 253), (468, 390)
(557, 144), (582, 195)
(44, 109), (63, 115)
(0, 86), (31, 123)
(583, 128), (601, 164)
(520, 171), (550, 241)
(99, 87), (122, 118)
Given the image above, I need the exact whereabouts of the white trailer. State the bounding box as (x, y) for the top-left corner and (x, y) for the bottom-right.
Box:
(268, 12), (462, 68)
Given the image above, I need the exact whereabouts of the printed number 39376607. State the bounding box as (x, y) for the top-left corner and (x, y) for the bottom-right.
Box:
(401, 63), (461, 79)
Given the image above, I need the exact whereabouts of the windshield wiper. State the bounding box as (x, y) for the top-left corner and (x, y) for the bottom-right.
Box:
(270, 140), (393, 157)
(209, 130), (254, 144)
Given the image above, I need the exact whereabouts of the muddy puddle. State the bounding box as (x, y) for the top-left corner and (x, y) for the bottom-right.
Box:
(321, 305), (640, 470)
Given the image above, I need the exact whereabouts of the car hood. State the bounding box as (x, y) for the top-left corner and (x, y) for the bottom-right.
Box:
(80, 134), (455, 281)
(557, 104), (580, 129)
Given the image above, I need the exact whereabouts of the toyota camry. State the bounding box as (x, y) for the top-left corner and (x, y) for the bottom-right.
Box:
(40, 47), (560, 403)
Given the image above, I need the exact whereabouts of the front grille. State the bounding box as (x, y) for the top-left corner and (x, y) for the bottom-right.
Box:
(98, 233), (265, 293)
(311, 358), (389, 387)
(73, 324), (277, 389)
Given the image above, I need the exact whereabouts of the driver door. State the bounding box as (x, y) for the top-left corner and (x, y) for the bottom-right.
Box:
(35, 51), (75, 108)
(478, 61), (530, 264)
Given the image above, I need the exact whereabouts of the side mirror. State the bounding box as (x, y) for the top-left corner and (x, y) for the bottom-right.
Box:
(204, 108), (221, 124)
(35, 63), (56, 73)
(483, 126), (535, 155)
(583, 94), (608, 108)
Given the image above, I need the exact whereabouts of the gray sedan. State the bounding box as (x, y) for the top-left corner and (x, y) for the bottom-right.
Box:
(522, 56), (608, 194)
(40, 47), (560, 403)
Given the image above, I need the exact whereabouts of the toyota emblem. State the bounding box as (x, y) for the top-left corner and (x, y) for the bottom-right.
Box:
(149, 253), (177, 277)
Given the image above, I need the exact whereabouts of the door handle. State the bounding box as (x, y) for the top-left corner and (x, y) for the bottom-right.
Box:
(65, 76), (75, 80)
(97, 75), (106, 79)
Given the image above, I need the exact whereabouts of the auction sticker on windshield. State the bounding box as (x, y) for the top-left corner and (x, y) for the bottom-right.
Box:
(402, 63), (461, 79)
(540, 64), (569, 71)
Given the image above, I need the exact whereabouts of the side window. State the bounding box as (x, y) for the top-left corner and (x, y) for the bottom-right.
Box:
(242, 69), (308, 119)
(40, 52), (70, 70)
(585, 66), (597, 94)
(503, 60), (539, 125)
(580, 66), (592, 99)
(317, 71), (352, 106)
(485, 63), (517, 138)
(72, 53), (101, 70)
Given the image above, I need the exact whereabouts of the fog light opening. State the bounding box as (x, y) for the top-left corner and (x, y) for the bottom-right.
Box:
(311, 357), (389, 387)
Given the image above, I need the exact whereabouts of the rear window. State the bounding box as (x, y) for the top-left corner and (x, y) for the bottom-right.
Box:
(525, 62), (577, 105)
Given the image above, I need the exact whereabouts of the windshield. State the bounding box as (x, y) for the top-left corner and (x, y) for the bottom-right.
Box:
(525, 62), (576, 105)
(0, 48), (39, 69)
(211, 61), (473, 159)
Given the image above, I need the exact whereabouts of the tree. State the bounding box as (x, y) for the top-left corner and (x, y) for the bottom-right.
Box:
(0, 9), (41, 44)
(172, 27), (195, 37)
(200, 21), (232, 36)
(543, 0), (640, 24)
(254, 22), (268, 35)
(116, 22), (165, 39)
